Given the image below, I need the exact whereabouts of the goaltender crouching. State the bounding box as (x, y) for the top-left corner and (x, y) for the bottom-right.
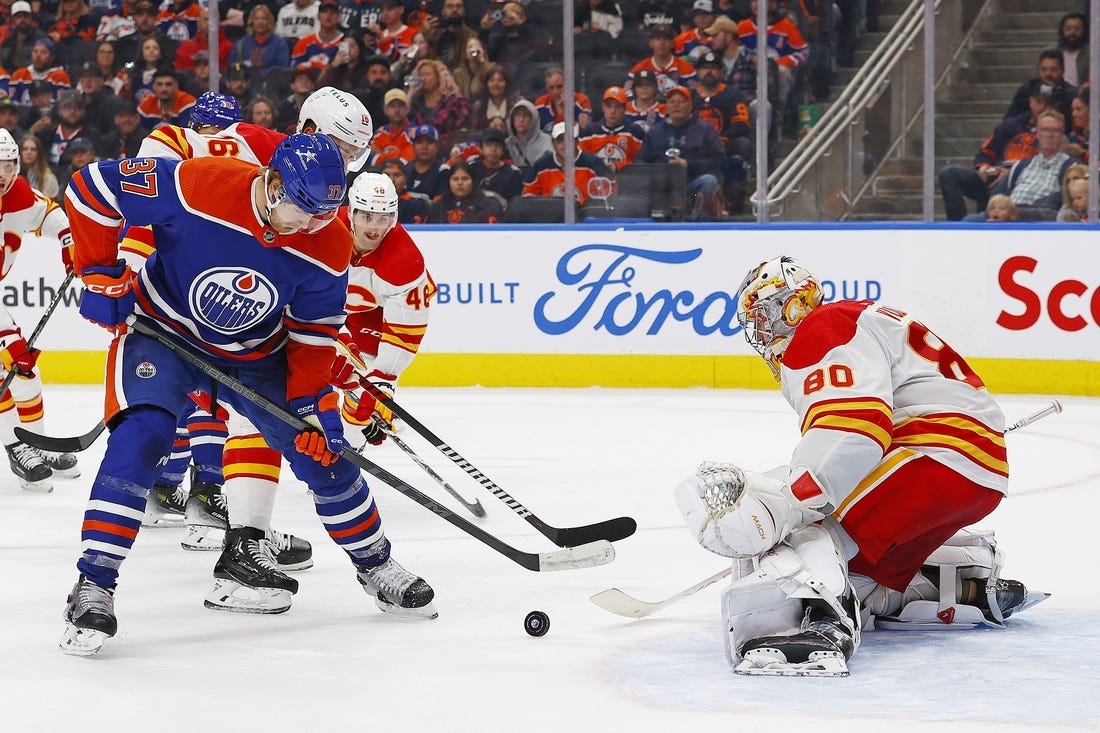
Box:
(59, 134), (436, 656)
(675, 256), (1047, 677)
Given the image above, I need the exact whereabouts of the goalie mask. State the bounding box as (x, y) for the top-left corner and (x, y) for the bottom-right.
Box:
(736, 256), (823, 381)
(298, 87), (373, 171)
(0, 129), (20, 196)
(347, 172), (398, 250)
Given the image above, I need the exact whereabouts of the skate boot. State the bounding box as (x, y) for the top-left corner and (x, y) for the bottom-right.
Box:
(6, 441), (53, 492)
(737, 603), (855, 677)
(967, 577), (1051, 621)
(205, 526), (298, 614)
(355, 539), (437, 619)
(142, 482), (187, 527)
(266, 528), (314, 571)
(35, 448), (80, 479)
(60, 575), (117, 656)
(181, 469), (229, 551)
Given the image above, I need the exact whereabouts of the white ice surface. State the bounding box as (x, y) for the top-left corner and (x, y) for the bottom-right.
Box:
(1, 386), (1097, 732)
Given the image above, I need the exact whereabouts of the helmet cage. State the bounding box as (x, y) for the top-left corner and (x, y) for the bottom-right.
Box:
(736, 257), (822, 380)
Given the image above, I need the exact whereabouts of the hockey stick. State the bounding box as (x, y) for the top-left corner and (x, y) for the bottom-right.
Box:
(382, 425), (487, 518)
(336, 340), (636, 546)
(590, 567), (733, 619)
(125, 316), (612, 572)
(1004, 400), (1063, 433)
(1, 271), (76, 399)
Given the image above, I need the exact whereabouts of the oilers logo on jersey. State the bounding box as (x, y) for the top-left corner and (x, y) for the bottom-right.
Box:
(190, 268), (278, 333)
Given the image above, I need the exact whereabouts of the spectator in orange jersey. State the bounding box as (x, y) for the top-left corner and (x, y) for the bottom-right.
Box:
(578, 85), (645, 171)
(430, 161), (503, 223)
(626, 25), (697, 96)
(534, 65), (592, 132)
(675, 0), (717, 63)
(522, 120), (613, 204)
(136, 67), (196, 129)
(371, 87), (415, 163)
(8, 37), (70, 105)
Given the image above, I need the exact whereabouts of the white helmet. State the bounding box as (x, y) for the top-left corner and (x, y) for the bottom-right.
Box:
(735, 256), (823, 382)
(347, 172), (398, 242)
(298, 87), (373, 169)
(0, 129), (20, 196)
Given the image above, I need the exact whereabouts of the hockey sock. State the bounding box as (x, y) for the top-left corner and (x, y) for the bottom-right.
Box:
(77, 407), (177, 589)
(15, 394), (43, 425)
(222, 434), (280, 529)
(0, 390), (18, 444)
(312, 474), (386, 567)
(157, 411), (193, 488)
(187, 410), (227, 485)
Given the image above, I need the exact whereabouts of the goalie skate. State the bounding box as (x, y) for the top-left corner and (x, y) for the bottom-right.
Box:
(735, 648), (850, 677)
(356, 541), (437, 619)
(142, 482), (187, 527)
(204, 527), (297, 614)
(737, 607), (855, 678)
(60, 575), (117, 657)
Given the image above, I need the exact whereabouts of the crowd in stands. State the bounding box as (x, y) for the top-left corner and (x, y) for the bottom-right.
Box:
(0, 0), (876, 222)
(939, 11), (1096, 223)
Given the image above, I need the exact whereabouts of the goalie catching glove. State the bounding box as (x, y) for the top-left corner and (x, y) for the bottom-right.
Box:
(675, 462), (826, 558)
(290, 387), (346, 465)
(356, 371), (396, 446)
(79, 262), (137, 331)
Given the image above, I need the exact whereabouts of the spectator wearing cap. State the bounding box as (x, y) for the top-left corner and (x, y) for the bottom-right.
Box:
(402, 123), (451, 199)
(180, 49), (210, 97)
(174, 8), (233, 71)
(1, 1), (48, 72)
(19, 135), (57, 197)
(291, 0), (344, 72)
(522, 120), (613, 205)
(430, 161), (503, 223)
(534, 65), (592, 133)
(21, 80), (55, 137)
(0, 98), (26, 144)
(626, 25), (697, 96)
(137, 67), (196, 129)
(469, 126), (522, 203)
(1005, 50), (1078, 133)
(578, 85), (645, 171)
(737, 0), (808, 120)
(624, 68), (666, 133)
(639, 85), (724, 220)
(676, 0), (717, 63)
(98, 98), (146, 159)
(370, 87), (414, 164)
(42, 90), (101, 166)
(705, 14), (775, 109)
(114, 1), (179, 66)
(376, 0), (415, 61)
(275, 66), (317, 133)
(354, 53), (392, 130)
(277, 0), (321, 46)
(222, 62), (257, 109)
(505, 98), (550, 168)
(378, 157), (431, 224)
(230, 5), (290, 73)
(407, 58), (469, 148)
(157, 0), (203, 42)
(9, 37), (70, 106)
(424, 0), (478, 71)
(55, 134), (97, 203)
(75, 62), (116, 135)
(693, 49), (753, 210)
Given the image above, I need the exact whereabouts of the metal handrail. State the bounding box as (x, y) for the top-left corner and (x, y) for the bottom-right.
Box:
(760, 0), (937, 209)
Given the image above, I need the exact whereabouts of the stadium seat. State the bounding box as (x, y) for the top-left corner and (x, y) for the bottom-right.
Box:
(504, 196), (579, 223)
(615, 164), (687, 221)
(581, 194), (652, 221)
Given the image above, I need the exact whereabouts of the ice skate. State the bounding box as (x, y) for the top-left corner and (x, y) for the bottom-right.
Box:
(266, 528), (313, 571)
(355, 540), (437, 619)
(737, 605), (855, 677)
(142, 482), (187, 527)
(204, 526), (298, 614)
(181, 470), (228, 551)
(974, 577), (1050, 620)
(6, 441), (53, 492)
(60, 575), (117, 656)
(35, 448), (80, 479)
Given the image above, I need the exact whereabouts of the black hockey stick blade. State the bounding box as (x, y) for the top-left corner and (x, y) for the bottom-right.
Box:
(128, 317), (613, 572)
(361, 383), (638, 547)
(16, 421), (106, 453)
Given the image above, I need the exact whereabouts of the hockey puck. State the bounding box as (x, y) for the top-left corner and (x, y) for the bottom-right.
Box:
(524, 610), (550, 637)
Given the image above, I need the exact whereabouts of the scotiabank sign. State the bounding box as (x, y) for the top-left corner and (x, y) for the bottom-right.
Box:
(994, 252), (1100, 359)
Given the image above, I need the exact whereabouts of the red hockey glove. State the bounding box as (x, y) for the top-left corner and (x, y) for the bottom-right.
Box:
(356, 371), (396, 446)
(1, 335), (40, 376)
(330, 334), (364, 391)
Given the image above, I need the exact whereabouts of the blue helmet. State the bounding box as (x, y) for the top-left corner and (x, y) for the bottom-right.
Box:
(269, 133), (346, 216)
(189, 92), (242, 129)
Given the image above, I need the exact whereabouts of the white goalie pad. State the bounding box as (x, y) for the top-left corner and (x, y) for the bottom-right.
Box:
(721, 524), (860, 670)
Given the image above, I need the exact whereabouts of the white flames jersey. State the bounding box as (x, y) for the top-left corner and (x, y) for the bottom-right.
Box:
(778, 300), (1008, 517)
(343, 221), (435, 379)
(0, 177), (71, 334)
(137, 122), (285, 166)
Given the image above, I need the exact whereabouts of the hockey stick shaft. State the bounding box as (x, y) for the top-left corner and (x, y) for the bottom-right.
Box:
(590, 567), (733, 619)
(1004, 400), (1063, 433)
(1, 271), (75, 398)
(383, 426), (487, 518)
(129, 317), (612, 572)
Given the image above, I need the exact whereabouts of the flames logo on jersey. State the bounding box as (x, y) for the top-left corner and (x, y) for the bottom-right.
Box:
(189, 268), (278, 333)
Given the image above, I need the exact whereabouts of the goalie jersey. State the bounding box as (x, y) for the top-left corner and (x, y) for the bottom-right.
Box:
(779, 300), (1008, 520)
(65, 156), (352, 400)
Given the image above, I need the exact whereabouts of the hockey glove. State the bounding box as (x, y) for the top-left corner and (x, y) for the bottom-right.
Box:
(79, 262), (137, 331)
(329, 334), (364, 391)
(290, 387), (346, 465)
(60, 231), (75, 275)
(356, 371), (396, 446)
(0, 334), (40, 377)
